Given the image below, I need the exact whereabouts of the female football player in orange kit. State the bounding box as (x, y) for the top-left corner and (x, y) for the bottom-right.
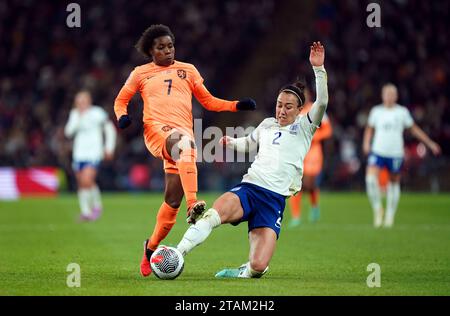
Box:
(114, 25), (256, 277)
(288, 89), (332, 227)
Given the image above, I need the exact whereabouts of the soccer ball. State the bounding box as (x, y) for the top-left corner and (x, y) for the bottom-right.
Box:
(150, 246), (184, 280)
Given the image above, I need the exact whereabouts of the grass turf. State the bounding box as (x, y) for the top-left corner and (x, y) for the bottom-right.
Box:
(0, 192), (449, 296)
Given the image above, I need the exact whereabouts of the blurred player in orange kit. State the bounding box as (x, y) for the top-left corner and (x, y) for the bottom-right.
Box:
(288, 89), (332, 227)
(113, 24), (256, 277)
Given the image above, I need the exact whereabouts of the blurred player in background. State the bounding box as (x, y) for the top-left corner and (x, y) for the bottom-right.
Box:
(363, 83), (441, 228)
(113, 24), (256, 277)
(288, 89), (332, 227)
(176, 42), (328, 278)
(64, 90), (117, 222)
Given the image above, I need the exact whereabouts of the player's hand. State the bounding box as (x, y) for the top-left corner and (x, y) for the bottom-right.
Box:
(429, 141), (441, 156)
(236, 98), (256, 111)
(219, 136), (233, 146)
(309, 41), (325, 67)
(118, 115), (131, 129)
(104, 151), (114, 161)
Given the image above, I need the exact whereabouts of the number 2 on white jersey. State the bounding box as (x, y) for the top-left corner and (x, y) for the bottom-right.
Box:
(272, 132), (282, 145)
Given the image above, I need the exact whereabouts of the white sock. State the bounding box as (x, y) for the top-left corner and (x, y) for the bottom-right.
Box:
(238, 262), (269, 278)
(386, 182), (400, 222)
(78, 189), (92, 216)
(90, 185), (102, 210)
(366, 174), (382, 215)
(177, 208), (221, 256)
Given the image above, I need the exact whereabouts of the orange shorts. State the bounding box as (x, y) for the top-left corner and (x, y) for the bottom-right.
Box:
(303, 146), (323, 177)
(143, 122), (194, 174)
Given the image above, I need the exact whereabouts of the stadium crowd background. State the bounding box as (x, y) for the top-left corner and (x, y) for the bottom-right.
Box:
(1, 0), (449, 192)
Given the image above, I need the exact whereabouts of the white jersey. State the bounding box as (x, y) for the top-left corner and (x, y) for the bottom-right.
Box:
(241, 115), (317, 196)
(64, 106), (116, 162)
(368, 104), (414, 158)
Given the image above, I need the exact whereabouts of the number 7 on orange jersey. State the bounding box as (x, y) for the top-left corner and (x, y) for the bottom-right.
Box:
(164, 79), (172, 95)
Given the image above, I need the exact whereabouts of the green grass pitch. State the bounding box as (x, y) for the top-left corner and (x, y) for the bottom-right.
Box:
(0, 192), (449, 295)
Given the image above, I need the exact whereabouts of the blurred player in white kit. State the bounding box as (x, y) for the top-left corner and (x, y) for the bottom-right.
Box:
(65, 90), (117, 222)
(363, 84), (441, 228)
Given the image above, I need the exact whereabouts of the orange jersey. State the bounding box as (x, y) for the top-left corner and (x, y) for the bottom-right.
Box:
(301, 102), (333, 175)
(114, 61), (238, 132)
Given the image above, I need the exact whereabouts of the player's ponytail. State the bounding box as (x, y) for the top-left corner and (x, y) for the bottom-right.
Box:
(279, 79), (306, 107)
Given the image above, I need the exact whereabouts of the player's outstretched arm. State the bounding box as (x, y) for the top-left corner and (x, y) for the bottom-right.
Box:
(409, 124), (441, 156)
(219, 135), (257, 153)
(193, 84), (256, 112)
(219, 118), (266, 152)
(308, 42), (329, 126)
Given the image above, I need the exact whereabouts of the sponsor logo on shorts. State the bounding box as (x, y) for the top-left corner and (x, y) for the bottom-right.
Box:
(275, 217), (282, 228)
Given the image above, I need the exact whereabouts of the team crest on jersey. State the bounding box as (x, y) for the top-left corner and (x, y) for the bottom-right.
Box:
(177, 70), (187, 79)
(289, 124), (299, 135)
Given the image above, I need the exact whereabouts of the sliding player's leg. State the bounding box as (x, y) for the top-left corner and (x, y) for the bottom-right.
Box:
(177, 192), (243, 256)
(215, 183), (284, 278)
(248, 228), (276, 276)
(215, 228), (276, 278)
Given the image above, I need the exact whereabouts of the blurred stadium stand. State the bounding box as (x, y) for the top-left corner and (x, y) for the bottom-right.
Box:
(0, 0), (449, 193)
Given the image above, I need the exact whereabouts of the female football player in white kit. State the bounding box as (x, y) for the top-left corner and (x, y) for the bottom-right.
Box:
(363, 84), (441, 228)
(176, 42), (328, 278)
(65, 90), (117, 222)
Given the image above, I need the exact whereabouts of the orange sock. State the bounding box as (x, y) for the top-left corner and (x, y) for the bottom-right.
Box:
(310, 189), (319, 208)
(148, 202), (179, 251)
(176, 147), (198, 207)
(289, 192), (302, 219)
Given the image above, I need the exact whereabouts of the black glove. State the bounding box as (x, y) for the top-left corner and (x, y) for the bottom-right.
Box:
(118, 115), (132, 129)
(236, 98), (256, 111)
